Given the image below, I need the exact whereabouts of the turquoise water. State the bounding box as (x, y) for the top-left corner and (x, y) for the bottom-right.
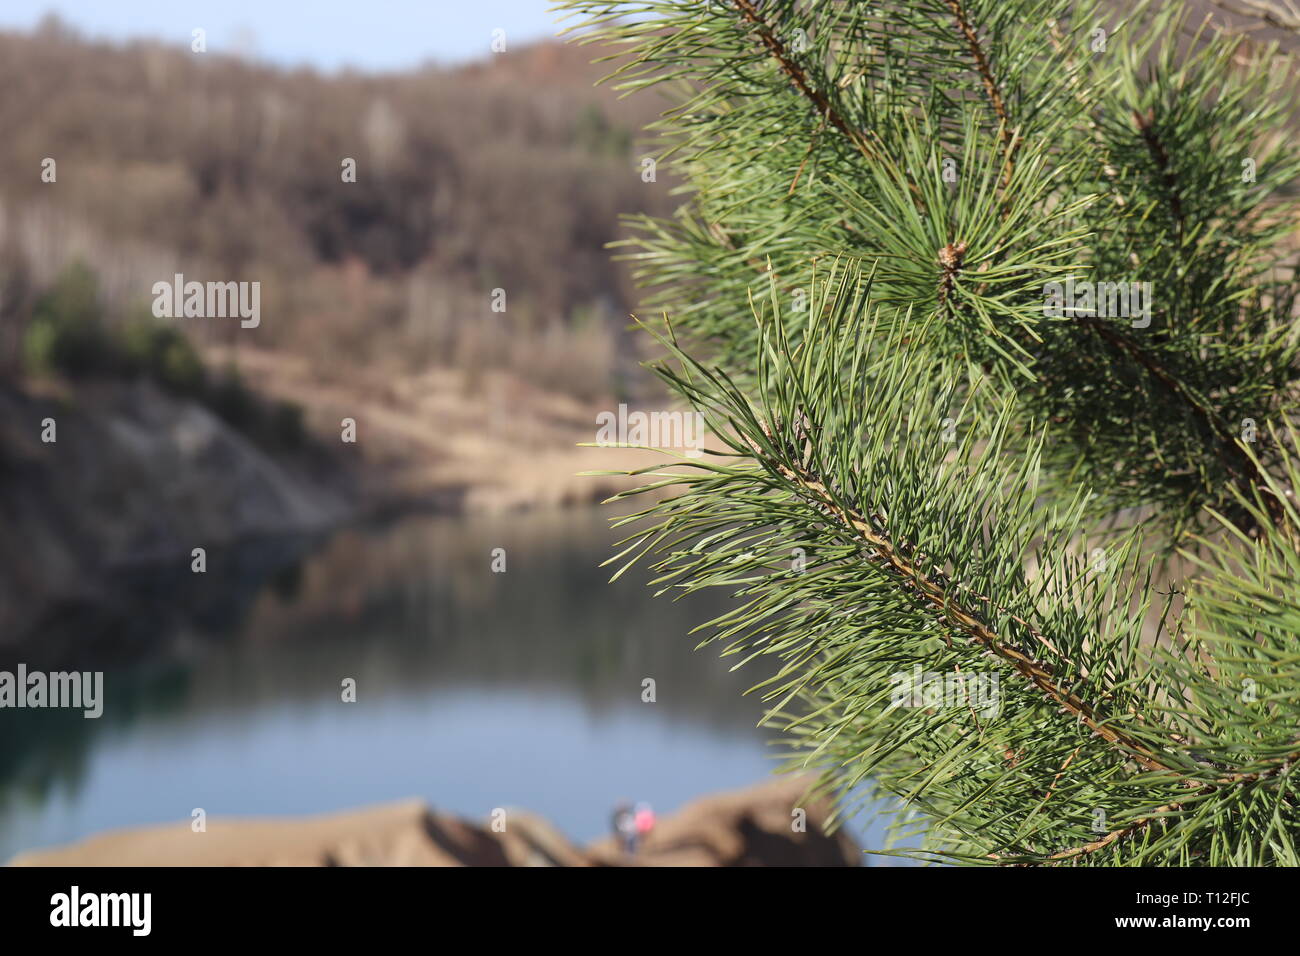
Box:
(0, 507), (900, 863)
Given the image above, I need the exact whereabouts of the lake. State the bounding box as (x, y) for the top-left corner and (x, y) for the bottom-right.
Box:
(0, 506), (905, 863)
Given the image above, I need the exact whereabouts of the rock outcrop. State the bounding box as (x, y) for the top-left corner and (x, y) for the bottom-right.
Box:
(0, 379), (353, 662)
(9, 776), (861, 867)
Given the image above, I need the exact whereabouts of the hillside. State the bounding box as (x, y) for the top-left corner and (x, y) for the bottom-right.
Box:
(0, 22), (683, 656)
(0, 20), (674, 393)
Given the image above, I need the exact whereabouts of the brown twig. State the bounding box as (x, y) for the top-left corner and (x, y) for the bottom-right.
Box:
(944, 0), (1019, 190)
(1037, 749), (1299, 863)
(938, 241), (968, 305)
(1041, 746), (1083, 806)
(730, 0), (879, 163)
(1132, 107), (1185, 243)
(1076, 314), (1289, 531)
(788, 111), (829, 196)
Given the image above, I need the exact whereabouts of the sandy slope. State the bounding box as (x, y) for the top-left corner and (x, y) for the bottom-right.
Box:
(201, 345), (701, 514)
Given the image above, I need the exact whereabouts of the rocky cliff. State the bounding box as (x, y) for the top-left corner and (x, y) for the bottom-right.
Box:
(0, 379), (354, 661)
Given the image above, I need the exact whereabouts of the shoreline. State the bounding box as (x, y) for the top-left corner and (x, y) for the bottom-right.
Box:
(8, 775), (861, 867)
(0, 358), (684, 664)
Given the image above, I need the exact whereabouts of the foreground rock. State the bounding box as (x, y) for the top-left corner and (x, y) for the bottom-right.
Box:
(586, 775), (860, 866)
(9, 776), (860, 867)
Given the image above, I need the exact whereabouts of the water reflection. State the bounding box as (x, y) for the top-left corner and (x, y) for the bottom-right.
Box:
(2, 507), (890, 862)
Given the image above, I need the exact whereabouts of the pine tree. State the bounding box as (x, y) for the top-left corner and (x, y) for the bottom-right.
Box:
(560, 0), (1300, 864)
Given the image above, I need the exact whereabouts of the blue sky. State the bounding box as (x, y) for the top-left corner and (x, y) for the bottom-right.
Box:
(0, 1), (569, 71)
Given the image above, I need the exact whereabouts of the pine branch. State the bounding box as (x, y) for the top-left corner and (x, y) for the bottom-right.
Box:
(564, 0), (1300, 865)
(936, 4), (1289, 535)
(770, 448), (1172, 775)
(579, 0), (1299, 537)
(754, 341), (1300, 863)
(593, 269), (1300, 864)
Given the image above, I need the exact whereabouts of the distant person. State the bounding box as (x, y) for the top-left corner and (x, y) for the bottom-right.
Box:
(634, 801), (656, 849)
(611, 801), (638, 855)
